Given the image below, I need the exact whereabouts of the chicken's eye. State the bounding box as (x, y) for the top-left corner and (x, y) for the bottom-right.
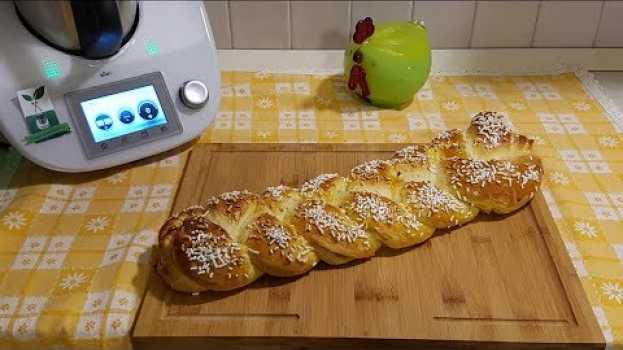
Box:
(353, 49), (363, 64)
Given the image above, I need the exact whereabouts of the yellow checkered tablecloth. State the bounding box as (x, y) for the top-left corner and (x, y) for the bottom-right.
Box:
(1, 70), (622, 349)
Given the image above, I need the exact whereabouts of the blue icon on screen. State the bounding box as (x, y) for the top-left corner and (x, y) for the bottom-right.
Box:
(138, 100), (158, 120)
(95, 114), (113, 130)
(119, 109), (135, 124)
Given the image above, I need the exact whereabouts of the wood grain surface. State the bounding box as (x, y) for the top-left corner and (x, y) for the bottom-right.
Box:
(132, 143), (604, 350)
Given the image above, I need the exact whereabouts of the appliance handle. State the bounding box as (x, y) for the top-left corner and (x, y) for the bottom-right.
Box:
(70, 0), (124, 59)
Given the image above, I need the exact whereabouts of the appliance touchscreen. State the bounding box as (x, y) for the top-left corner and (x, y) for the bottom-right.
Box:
(80, 85), (168, 143)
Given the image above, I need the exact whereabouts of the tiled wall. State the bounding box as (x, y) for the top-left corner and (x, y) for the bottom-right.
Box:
(204, 0), (623, 49)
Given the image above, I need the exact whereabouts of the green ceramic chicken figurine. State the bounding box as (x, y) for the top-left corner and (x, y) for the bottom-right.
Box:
(344, 17), (431, 109)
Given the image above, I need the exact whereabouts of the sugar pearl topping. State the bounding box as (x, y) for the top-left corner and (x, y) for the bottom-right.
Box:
(351, 159), (391, 180)
(301, 173), (338, 193)
(406, 181), (467, 214)
(432, 129), (463, 150)
(250, 218), (313, 263)
(448, 157), (541, 188)
(393, 145), (428, 164)
(206, 190), (253, 206)
(182, 228), (242, 278)
(351, 192), (422, 230)
(264, 224), (290, 249)
(264, 185), (291, 200)
(300, 201), (367, 243)
(471, 111), (512, 149)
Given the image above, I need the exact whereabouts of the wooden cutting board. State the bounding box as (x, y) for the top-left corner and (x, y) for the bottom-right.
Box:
(132, 143), (604, 349)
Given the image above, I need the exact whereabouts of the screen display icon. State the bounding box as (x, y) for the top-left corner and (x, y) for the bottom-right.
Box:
(95, 114), (113, 130)
(138, 101), (159, 120)
(119, 109), (135, 124)
(80, 85), (168, 143)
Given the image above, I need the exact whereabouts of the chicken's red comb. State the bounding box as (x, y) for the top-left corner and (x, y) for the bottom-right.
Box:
(353, 17), (374, 44)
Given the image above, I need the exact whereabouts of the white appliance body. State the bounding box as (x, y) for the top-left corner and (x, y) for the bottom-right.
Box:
(0, 1), (220, 172)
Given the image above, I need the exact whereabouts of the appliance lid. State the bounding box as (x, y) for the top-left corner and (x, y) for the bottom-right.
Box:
(14, 0), (139, 59)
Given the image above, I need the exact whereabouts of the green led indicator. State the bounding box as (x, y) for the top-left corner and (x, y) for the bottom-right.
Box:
(42, 60), (62, 80)
(145, 40), (160, 56)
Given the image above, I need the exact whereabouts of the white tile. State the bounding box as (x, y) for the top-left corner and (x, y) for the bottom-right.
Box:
(230, 1), (289, 49)
(38, 253), (66, 269)
(595, 1), (623, 47)
(63, 200), (90, 214)
(71, 187), (96, 200)
(110, 290), (137, 312)
(412, 1), (475, 48)
(18, 297), (47, 316)
(0, 318), (9, 338)
(126, 186), (150, 199)
(39, 198), (65, 214)
(0, 297), (19, 316)
(106, 234), (134, 250)
(151, 184), (174, 198)
(12, 316), (38, 341)
(351, 1), (412, 31)
(100, 248), (126, 267)
(144, 197), (169, 212)
(11, 253), (40, 270)
(47, 185), (72, 200)
(105, 313), (132, 338)
(203, 1), (232, 49)
(75, 314), (103, 339)
(533, 1), (603, 47)
(608, 193), (623, 207)
(126, 245), (151, 264)
(292, 1), (350, 49)
(581, 150), (603, 161)
(471, 1), (539, 48)
(19, 236), (48, 253)
(121, 198), (145, 213)
(132, 230), (158, 247)
(83, 291), (110, 313)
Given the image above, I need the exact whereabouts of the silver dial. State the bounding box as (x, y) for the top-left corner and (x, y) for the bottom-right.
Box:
(179, 80), (209, 109)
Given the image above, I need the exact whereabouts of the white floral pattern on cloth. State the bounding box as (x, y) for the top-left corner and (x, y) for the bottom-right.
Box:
(59, 273), (88, 290)
(2, 211), (26, 230)
(574, 221), (599, 238)
(601, 282), (623, 304)
(0, 145), (187, 349)
(85, 216), (109, 233)
(2, 71), (623, 349)
(549, 171), (570, 186)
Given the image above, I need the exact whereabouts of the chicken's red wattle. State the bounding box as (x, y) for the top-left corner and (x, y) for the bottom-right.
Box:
(348, 65), (370, 98)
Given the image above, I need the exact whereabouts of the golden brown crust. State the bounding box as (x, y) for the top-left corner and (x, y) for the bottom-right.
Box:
(299, 174), (350, 206)
(392, 144), (430, 166)
(431, 129), (468, 158)
(156, 215), (262, 292)
(390, 144), (439, 184)
(292, 199), (381, 261)
(204, 190), (264, 242)
(155, 111), (545, 294)
(262, 185), (302, 221)
(349, 160), (398, 199)
(246, 213), (318, 276)
(344, 191), (435, 248)
(205, 190), (260, 223)
(465, 111), (534, 159)
(400, 181), (479, 228)
(446, 155), (543, 214)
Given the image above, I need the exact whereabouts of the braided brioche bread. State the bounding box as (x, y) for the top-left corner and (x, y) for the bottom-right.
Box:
(155, 112), (543, 293)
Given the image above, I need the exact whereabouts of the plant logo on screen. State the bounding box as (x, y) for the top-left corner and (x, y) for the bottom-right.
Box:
(95, 114), (113, 130)
(138, 100), (159, 120)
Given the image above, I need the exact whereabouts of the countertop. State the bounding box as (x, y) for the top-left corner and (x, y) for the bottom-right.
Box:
(217, 49), (623, 118)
